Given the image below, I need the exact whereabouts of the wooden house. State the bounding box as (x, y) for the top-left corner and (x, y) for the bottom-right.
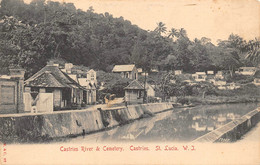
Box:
(112, 64), (138, 80)
(25, 64), (87, 110)
(124, 80), (145, 104)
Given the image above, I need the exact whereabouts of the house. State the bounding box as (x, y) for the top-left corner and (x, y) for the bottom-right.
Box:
(207, 71), (214, 75)
(226, 82), (240, 90)
(137, 68), (149, 76)
(192, 72), (207, 82)
(145, 83), (155, 97)
(24, 63), (87, 110)
(78, 78), (96, 104)
(236, 67), (257, 76)
(124, 80), (145, 104)
(0, 68), (25, 114)
(124, 80), (155, 104)
(213, 80), (227, 86)
(253, 70), (260, 86)
(112, 64), (138, 80)
(215, 71), (224, 79)
(174, 70), (182, 75)
(62, 63), (97, 104)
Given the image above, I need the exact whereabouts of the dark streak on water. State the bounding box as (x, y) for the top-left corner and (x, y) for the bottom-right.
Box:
(61, 103), (259, 143)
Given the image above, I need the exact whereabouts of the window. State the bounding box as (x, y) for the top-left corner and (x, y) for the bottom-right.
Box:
(126, 72), (129, 78)
(91, 73), (95, 80)
(46, 88), (54, 93)
(1, 85), (15, 105)
(138, 91), (142, 99)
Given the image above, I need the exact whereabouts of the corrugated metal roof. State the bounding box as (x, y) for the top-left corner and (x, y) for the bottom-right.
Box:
(112, 64), (135, 72)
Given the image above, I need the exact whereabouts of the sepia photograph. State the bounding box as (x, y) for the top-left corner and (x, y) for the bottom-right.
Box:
(0, 0), (259, 164)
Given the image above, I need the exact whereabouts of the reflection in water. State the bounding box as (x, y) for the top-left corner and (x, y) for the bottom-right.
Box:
(64, 103), (259, 143)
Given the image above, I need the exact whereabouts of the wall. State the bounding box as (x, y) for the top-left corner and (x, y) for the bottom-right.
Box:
(193, 107), (260, 143)
(0, 79), (18, 114)
(53, 89), (62, 108)
(0, 103), (173, 143)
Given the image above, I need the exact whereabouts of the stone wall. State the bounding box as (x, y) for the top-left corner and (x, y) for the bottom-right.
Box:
(193, 107), (260, 143)
(0, 103), (173, 143)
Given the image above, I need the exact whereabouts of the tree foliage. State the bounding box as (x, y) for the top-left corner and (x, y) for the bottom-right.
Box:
(0, 0), (259, 79)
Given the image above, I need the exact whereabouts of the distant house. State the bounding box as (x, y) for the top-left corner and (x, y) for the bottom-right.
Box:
(213, 80), (227, 86)
(226, 82), (240, 90)
(146, 83), (155, 97)
(236, 67), (257, 76)
(0, 69), (25, 114)
(112, 64), (138, 80)
(215, 71), (224, 80)
(192, 72), (207, 82)
(137, 68), (149, 77)
(207, 71), (214, 75)
(253, 70), (260, 86)
(25, 64), (87, 110)
(174, 70), (182, 75)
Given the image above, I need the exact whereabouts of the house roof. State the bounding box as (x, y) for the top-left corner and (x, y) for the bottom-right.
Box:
(195, 72), (206, 75)
(112, 64), (135, 72)
(254, 70), (260, 78)
(124, 80), (144, 90)
(239, 67), (256, 69)
(25, 65), (84, 89)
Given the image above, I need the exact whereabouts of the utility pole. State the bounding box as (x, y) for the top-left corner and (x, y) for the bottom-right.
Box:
(143, 70), (147, 104)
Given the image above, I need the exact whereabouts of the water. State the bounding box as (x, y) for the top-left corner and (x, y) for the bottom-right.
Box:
(63, 103), (259, 143)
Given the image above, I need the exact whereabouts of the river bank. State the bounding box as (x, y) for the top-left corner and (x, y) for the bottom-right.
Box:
(181, 95), (260, 105)
(0, 103), (173, 143)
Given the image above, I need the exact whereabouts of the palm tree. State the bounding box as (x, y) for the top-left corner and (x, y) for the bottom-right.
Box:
(179, 28), (187, 38)
(154, 22), (167, 35)
(245, 38), (260, 66)
(167, 28), (179, 39)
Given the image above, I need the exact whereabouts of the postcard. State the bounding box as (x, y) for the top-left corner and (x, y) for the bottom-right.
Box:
(0, 0), (259, 164)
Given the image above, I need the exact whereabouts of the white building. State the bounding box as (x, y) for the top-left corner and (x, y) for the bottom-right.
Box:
(112, 64), (138, 80)
(192, 72), (207, 82)
(236, 67), (257, 76)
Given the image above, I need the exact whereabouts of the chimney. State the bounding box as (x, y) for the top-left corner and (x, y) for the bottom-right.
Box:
(9, 68), (25, 80)
(65, 63), (73, 73)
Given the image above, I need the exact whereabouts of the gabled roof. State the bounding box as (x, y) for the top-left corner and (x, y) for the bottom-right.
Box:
(124, 80), (144, 90)
(112, 64), (136, 72)
(25, 72), (67, 88)
(25, 65), (84, 89)
(254, 70), (260, 78)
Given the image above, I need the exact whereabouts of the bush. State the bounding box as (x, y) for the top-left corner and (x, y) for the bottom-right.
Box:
(177, 97), (189, 105)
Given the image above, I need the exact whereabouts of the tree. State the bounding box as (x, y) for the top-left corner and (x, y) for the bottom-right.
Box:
(154, 22), (167, 35)
(245, 38), (260, 66)
(167, 28), (179, 39)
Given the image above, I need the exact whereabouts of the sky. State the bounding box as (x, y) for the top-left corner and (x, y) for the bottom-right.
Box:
(24, 0), (259, 44)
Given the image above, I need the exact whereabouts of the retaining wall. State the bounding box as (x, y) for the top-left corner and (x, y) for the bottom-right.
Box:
(193, 107), (260, 143)
(0, 103), (173, 143)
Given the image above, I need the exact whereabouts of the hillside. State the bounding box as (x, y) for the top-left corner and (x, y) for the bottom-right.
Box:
(0, 0), (259, 79)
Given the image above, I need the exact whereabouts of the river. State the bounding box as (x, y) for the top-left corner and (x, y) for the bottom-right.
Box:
(60, 103), (259, 143)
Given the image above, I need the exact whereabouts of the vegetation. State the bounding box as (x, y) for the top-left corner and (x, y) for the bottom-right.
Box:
(0, 0), (259, 80)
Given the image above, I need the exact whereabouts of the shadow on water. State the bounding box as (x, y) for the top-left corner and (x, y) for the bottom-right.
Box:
(54, 103), (259, 143)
